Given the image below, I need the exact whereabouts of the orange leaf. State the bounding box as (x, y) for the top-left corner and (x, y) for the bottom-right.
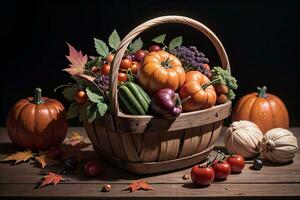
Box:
(124, 180), (154, 192)
(40, 172), (64, 188)
(2, 150), (34, 164)
(35, 154), (61, 168)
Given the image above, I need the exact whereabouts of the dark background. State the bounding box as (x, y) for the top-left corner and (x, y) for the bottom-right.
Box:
(1, 0), (299, 126)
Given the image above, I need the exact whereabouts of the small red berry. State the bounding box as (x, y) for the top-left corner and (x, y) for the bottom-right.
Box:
(84, 161), (101, 177)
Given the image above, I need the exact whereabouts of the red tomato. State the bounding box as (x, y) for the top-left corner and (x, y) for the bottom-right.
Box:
(148, 44), (161, 52)
(203, 63), (210, 70)
(75, 90), (87, 104)
(134, 50), (147, 62)
(84, 161), (101, 177)
(106, 54), (114, 63)
(101, 64), (111, 76)
(118, 72), (127, 83)
(120, 58), (132, 69)
(131, 61), (140, 74)
(191, 165), (214, 186)
(227, 154), (245, 174)
(213, 161), (231, 180)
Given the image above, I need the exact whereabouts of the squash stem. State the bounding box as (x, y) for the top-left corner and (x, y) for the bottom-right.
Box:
(258, 86), (268, 98)
(202, 78), (221, 90)
(34, 88), (43, 104)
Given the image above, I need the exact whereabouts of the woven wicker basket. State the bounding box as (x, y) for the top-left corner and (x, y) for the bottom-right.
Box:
(84, 15), (231, 174)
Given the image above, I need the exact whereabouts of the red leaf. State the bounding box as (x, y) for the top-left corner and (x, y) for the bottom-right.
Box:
(64, 43), (87, 76)
(124, 180), (154, 192)
(40, 172), (64, 188)
(66, 43), (87, 68)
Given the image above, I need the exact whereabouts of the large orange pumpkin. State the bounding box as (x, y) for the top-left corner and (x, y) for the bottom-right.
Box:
(232, 86), (289, 133)
(6, 88), (68, 150)
(179, 71), (217, 112)
(137, 50), (185, 94)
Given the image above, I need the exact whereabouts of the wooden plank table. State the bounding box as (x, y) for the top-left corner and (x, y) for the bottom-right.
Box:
(0, 127), (299, 199)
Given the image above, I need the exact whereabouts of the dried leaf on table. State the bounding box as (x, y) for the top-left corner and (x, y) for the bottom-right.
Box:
(1, 150), (34, 164)
(35, 154), (61, 168)
(63, 131), (84, 146)
(124, 180), (154, 192)
(39, 172), (68, 188)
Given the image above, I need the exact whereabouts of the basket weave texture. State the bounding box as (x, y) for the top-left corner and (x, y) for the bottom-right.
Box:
(84, 15), (231, 174)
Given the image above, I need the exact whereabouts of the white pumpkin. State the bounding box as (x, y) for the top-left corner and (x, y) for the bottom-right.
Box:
(224, 120), (263, 158)
(261, 128), (298, 163)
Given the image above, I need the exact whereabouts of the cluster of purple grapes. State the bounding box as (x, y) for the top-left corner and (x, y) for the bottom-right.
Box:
(95, 75), (110, 99)
(170, 46), (211, 78)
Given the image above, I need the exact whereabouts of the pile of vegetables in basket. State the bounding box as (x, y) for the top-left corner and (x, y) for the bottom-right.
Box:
(59, 30), (237, 122)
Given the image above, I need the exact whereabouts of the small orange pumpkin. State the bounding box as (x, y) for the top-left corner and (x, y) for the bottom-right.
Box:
(6, 88), (68, 150)
(179, 71), (217, 112)
(137, 50), (185, 94)
(232, 86), (289, 133)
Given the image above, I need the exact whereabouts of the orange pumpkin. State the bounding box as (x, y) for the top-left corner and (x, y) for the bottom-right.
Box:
(6, 88), (68, 150)
(137, 50), (185, 94)
(232, 86), (289, 133)
(179, 71), (217, 112)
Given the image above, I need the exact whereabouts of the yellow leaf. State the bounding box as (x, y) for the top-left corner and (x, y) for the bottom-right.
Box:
(63, 131), (84, 146)
(2, 150), (34, 164)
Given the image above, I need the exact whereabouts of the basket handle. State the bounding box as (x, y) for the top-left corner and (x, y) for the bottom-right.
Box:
(109, 15), (230, 115)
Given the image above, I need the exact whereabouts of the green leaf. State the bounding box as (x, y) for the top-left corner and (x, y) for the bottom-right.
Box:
(97, 101), (108, 117)
(87, 103), (98, 123)
(152, 34), (166, 44)
(128, 37), (143, 53)
(63, 86), (78, 101)
(108, 29), (120, 50)
(85, 87), (104, 103)
(94, 38), (109, 57)
(67, 102), (80, 119)
(168, 36), (182, 50)
(85, 57), (101, 69)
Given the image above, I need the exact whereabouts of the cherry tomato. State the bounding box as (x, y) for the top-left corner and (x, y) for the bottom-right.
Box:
(215, 84), (229, 94)
(203, 63), (210, 70)
(118, 72), (127, 83)
(216, 94), (228, 104)
(75, 90), (87, 104)
(191, 165), (214, 186)
(120, 58), (132, 70)
(105, 54), (114, 63)
(131, 61), (140, 74)
(91, 66), (101, 74)
(134, 50), (147, 62)
(227, 154), (245, 174)
(101, 64), (111, 76)
(84, 161), (101, 177)
(148, 44), (161, 52)
(213, 160), (231, 180)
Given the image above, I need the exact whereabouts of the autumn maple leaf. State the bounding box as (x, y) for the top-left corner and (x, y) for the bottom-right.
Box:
(35, 154), (61, 168)
(39, 172), (65, 188)
(63, 43), (87, 76)
(2, 150), (34, 164)
(124, 180), (154, 192)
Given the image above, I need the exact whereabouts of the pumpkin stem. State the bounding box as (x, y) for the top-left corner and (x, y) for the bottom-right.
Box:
(34, 88), (43, 104)
(202, 78), (221, 90)
(161, 57), (174, 69)
(257, 86), (268, 98)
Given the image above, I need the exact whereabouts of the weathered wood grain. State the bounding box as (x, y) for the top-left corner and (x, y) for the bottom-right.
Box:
(0, 127), (300, 199)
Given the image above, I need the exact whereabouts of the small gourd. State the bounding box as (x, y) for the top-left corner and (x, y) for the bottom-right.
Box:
(261, 128), (298, 163)
(224, 120), (263, 158)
